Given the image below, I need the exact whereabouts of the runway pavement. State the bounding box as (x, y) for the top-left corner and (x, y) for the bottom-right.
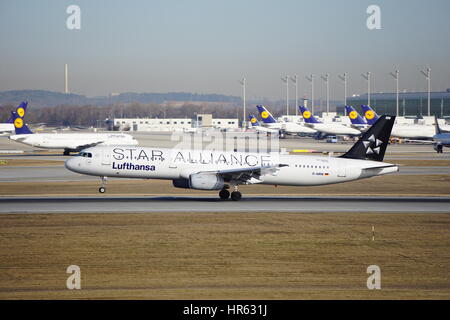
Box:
(0, 196), (449, 213)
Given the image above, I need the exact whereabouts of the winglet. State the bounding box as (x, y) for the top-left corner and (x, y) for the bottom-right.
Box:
(340, 115), (395, 162)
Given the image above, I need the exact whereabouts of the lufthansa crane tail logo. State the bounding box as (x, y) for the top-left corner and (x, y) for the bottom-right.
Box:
(250, 117), (257, 124)
(303, 111), (312, 119)
(261, 111), (269, 119)
(349, 111), (358, 120)
(17, 107), (25, 118)
(365, 110), (375, 120)
(14, 118), (23, 128)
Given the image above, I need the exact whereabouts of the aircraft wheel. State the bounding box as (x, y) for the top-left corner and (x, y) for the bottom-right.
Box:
(99, 187), (106, 193)
(219, 189), (230, 200)
(230, 191), (242, 201)
(63, 149), (70, 156)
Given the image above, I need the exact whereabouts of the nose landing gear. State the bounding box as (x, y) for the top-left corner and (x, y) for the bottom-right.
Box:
(98, 176), (107, 193)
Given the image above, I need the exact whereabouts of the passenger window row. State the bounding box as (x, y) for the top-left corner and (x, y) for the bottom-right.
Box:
(294, 164), (329, 169)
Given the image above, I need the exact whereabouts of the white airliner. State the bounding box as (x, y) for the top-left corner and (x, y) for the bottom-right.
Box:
(360, 105), (445, 139)
(299, 106), (362, 136)
(65, 115), (399, 201)
(9, 112), (138, 155)
(0, 101), (28, 134)
(256, 105), (317, 135)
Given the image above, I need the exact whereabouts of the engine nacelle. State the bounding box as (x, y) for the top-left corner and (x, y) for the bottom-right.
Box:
(189, 173), (225, 190)
(172, 178), (190, 189)
(172, 174), (225, 190)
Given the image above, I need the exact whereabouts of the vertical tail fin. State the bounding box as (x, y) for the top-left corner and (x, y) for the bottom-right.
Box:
(434, 115), (442, 135)
(340, 115), (395, 162)
(361, 105), (379, 125)
(299, 106), (321, 124)
(248, 114), (260, 126)
(6, 101), (28, 123)
(345, 106), (367, 125)
(256, 105), (278, 124)
(11, 111), (33, 135)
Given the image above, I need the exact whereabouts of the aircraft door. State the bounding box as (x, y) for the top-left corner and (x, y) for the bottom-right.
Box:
(102, 148), (111, 165)
(337, 166), (346, 177)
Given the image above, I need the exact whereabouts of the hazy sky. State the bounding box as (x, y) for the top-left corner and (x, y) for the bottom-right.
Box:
(1, 0), (449, 100)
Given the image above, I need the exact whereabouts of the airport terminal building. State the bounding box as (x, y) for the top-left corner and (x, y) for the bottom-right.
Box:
(113, 113), (239, 131)
(340, 90), (450, 117)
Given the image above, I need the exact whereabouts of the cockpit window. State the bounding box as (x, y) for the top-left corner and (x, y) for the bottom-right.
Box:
(79, 152), (93, 158)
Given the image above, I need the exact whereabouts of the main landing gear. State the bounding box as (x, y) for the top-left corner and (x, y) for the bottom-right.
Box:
(219, 185), (242, 201)
(98, 176), (107, 193)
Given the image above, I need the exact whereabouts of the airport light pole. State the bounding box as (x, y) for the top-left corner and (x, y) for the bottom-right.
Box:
(338, 73), (348, 115)
(402, 89), (406, 116)
(281, 75), (289, 115)
(420, 67), (431, 116)
(389, 70), (400, 116)
(290, 75), (298, 116)
(361, 72), (371, 107)
(321, 73), (330, 115)
(239, 77), (246, 128)
(305, 74), (314, 114)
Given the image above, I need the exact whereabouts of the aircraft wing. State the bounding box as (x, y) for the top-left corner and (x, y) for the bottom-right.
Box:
(362, 164), (399, 171)
(76, 141), (104, 150)
(197, 164), (288, 184)
(400, 139), (435, 144)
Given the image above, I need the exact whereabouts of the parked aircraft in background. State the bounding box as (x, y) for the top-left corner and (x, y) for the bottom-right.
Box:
(433, 115), (450, 153)
(361, 105), (439, 139)
(9, 112), (138, 155)
(345, 105), (370, 132)
(0, 101), (28, 134)
(299, 106), (361, 136)
(65, 115), (399, 201)
(255, 105), (316, 136)
(247, 115), (280, 134)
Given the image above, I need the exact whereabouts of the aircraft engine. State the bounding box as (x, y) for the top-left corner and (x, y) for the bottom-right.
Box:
(172, 173), (225, 190)
(189, 173), (224, 190)
(172, 174), (224, 190)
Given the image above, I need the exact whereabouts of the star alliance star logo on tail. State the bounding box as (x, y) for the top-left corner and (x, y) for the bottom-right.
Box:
(363, 134), (383, 155)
